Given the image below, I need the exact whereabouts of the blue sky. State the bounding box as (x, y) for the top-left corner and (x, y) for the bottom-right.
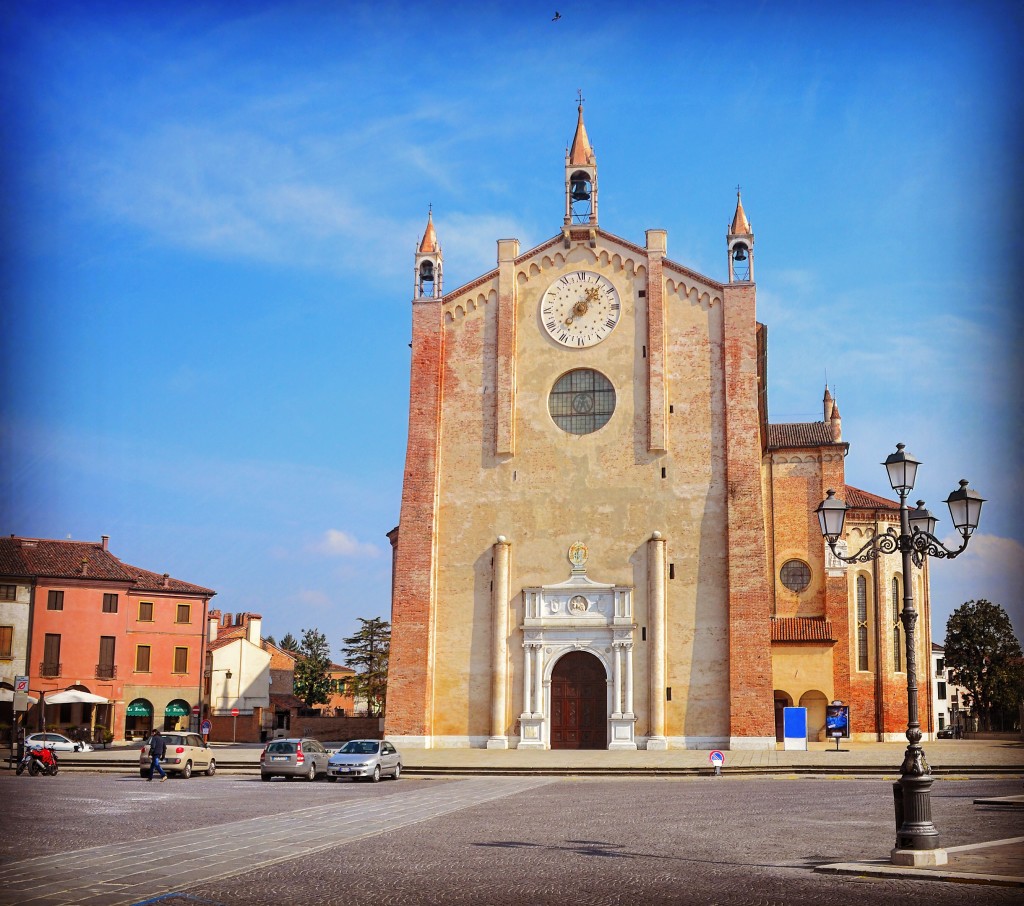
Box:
(2, 0), (1022, 654)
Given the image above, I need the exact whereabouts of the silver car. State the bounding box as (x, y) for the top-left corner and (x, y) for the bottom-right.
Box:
(260, 737), (330, 781)
(327, 739), (402, 782)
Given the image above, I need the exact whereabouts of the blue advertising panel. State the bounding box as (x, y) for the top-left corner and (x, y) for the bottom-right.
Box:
(826, 703), (850, 739)
(783, 707), (807, 750)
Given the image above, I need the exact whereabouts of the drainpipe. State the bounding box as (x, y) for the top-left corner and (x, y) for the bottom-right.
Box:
(197, 597), (209, 733)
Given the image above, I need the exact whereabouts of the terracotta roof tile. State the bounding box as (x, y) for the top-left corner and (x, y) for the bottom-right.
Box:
(269, 692), (306, 710)
(771, 617), (836, 643)
(0, 536), (214, 595)
(844, 486), (899, 511)
(766, 422), (838, 449)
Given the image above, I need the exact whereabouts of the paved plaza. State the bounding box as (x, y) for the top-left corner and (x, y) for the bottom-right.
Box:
(1, 768), (1022, 905)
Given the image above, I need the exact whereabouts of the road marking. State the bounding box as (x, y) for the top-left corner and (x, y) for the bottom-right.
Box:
(0, 777), (554, 906)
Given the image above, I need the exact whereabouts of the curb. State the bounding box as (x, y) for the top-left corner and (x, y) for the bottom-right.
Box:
(815, 861), (1024, 887)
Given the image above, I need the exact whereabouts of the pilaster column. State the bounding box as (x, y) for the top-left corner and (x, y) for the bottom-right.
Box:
(522, 642), (534, 714)
(534, 646), (545, 718)
(612, 643), (623, 718)
(648, 531), (668, 749)
(487, 536), (511, 749)
(624, 643), (635, 716)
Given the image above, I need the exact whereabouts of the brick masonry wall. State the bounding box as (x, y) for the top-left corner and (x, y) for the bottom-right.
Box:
(385, 297), (443, 739)
(721, 282), (774, 739)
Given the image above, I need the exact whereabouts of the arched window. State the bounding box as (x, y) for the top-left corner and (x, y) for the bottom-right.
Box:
(892, 576), (902, 672)
(569, 170), (592, 224)
(856, 575), (868, 671)
(418, 260), (434, 297)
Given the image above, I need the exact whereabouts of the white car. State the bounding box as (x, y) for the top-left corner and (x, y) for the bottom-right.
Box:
(24, 732), (94, 752)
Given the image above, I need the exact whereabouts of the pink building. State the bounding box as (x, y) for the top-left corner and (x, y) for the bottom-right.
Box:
(0, 535), (215, 742)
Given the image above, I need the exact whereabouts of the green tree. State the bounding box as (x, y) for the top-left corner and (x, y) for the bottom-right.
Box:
(279, 632), (300, 653)
(263, 634), (276, 647)
(293, 628), (333, 709)
(944, 599), (1024, 731)
(341, 617), (391, 717)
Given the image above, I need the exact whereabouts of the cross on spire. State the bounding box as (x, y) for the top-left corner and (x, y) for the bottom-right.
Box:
(576, 88), (585, 108)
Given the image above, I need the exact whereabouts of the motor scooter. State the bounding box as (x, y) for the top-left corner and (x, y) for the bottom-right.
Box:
(15, 745), (59, 776)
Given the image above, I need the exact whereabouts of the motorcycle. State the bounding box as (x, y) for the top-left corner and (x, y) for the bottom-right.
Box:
(16, 745), (59, 776)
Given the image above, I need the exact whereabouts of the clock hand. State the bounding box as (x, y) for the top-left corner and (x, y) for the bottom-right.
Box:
(564, 297), (590, 325)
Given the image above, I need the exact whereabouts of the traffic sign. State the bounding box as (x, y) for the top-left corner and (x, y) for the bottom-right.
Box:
(192, 705), (201, 716)
(14, 676), (29, 693)
(708, 750), (725, 765)
(231, 707), (239, 717)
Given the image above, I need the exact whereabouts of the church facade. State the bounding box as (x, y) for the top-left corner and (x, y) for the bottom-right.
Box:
(384, 105), (933, 751)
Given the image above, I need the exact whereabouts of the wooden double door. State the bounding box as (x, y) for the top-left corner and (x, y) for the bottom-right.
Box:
(550, 651), (607, 750)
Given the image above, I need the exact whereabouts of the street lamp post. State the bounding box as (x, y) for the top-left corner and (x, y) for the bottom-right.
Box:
(815, 444), (984, 864)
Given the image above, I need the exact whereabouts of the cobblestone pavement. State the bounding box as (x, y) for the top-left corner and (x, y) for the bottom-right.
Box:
(2, 774), (1022, 905)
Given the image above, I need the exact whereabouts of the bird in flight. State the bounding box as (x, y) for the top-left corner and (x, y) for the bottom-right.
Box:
(552, 11), (561, 21)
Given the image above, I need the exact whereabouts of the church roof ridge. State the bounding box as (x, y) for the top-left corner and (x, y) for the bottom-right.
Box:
(766, 421), (845, 450)
(437, 229), (728, 302)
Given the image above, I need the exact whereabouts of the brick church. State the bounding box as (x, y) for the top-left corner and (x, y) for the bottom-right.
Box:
(384, 103), (933, 751)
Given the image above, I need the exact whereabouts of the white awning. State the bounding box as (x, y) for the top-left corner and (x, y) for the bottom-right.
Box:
(44, 689), (110, 705)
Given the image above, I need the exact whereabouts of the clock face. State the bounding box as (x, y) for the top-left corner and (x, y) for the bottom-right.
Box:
(541, 271), (620, 347)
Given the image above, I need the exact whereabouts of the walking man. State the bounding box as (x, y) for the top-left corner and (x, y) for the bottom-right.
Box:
(148, 728), (167, 782)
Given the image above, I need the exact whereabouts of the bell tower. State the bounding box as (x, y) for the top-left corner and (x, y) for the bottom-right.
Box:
(727, 188), (754, 282)
(564, 91), (598, 232)
(414, 206), (443, 299)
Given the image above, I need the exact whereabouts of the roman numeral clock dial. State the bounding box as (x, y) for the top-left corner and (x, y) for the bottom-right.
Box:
(540, 271), (620, 348)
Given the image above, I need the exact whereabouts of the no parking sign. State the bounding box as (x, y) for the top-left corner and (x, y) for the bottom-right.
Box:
(709, 750), (725, 775)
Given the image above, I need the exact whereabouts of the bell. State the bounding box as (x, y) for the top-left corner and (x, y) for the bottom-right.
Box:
(733, 245), (747, 262)
(571, 180), (591, 202)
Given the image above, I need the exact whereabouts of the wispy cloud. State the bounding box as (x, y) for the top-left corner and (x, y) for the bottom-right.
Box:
(312, 529), (381, 559)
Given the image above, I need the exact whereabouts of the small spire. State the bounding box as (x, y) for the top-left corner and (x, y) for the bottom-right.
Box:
(830, 400), (842, 442)
(568, 91), (594, 166)
(418, 205), (438, 254)
(730, 188), (751, 235)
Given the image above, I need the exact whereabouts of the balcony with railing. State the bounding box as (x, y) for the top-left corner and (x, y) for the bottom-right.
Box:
(40, 661), (61, 677)
(95, 663), (117, 679)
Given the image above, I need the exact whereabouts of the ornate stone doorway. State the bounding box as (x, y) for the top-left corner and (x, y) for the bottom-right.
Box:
(550, 651), (607, 750)
(517, 542), (636, 750)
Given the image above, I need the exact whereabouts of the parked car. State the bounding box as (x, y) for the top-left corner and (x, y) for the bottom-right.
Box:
(260, 737), (330, 781)
(936, 726), (955, 739)
(326, 739), (402, 783)
(24, 732), (93, 753)
(139, 732), (216, 778)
